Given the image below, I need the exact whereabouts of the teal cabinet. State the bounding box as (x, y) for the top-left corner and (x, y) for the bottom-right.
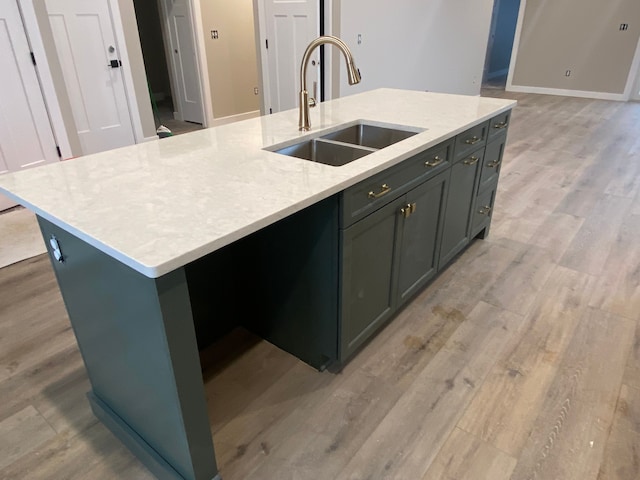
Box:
(340, 170), (449, 360)
(339, 112), (510, 362)
(341, 196), (405, 360)
(395, 170), (449, 306)
(438, 147), (484, 267)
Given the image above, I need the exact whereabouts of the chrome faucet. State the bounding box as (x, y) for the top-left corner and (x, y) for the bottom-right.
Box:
(299, 36), (361, 131)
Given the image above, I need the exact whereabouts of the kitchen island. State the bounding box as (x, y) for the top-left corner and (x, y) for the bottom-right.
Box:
(0, 89), (515, 480)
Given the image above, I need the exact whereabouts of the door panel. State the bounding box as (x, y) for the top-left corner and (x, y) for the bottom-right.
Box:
(439, 149), (483, 266)
(341, 197), (403, 360)
(45, 0), (135, 155)
(0, 0), (59, 210)
(264, 0), (319, 113)
(396, 171), (448, 305)
(163, 0), (204, 124)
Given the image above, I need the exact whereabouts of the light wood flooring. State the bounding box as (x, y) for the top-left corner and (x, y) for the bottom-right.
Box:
(1, 91), (640, 479)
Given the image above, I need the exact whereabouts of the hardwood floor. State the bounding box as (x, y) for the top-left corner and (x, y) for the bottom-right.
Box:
(1, 91), (639, 479)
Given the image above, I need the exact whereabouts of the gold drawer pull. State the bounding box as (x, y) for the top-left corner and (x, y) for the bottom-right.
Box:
(487, 159), (501, 168)
(478, 205), (492, 215)
(368, 183), (391, 199)
(425, 155), (444, 167)
(493, 121), (508, 129)
(463, 156), (479, 165)
(400, 202), (417, 218)
(465, 135), (481, 145)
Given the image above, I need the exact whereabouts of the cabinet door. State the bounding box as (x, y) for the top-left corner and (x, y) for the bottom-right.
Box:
(439, 148), (483, 267)
(477, 135), (505, 194)
(395, 170), (448, 306)
(341, 197), (404, 360)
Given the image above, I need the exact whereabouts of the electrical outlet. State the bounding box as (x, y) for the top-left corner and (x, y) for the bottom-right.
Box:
(254, 87), (259, 95)
(211, 30), (219, 39)
(357, 34), (362, 45)
(620, 23), (629, 31)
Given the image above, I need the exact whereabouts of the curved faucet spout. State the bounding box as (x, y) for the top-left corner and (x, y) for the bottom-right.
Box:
(299, 36), (361, 131)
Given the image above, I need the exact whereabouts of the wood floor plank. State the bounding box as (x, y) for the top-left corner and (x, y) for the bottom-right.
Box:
(597, 384), (640, 480)
(588, 213), (640, 321)
(509, 308), (634, 480)
(456, 265), (597, 456)
(335, 302), (520, 480)
(481, 242), (556, 317)
(216, 288), (475, 479)
(528, 211), (584, 262)
(0, 423), (154, 480)
(559, 194), (633, 276)
(422, 427), (517, 480)
(621, 322), (640, 391)
(0, 405), (57, 470)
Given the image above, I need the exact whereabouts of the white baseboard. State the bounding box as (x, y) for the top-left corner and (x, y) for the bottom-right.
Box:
(143, 135), (159, 143)
(209, 110), (261, 127)
(506, 84), (627, 101)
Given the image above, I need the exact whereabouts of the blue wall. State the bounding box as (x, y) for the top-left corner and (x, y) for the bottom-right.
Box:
(487, 0), (521, 78)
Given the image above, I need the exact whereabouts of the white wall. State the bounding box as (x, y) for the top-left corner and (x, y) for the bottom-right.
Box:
(333, 0), (495, 98)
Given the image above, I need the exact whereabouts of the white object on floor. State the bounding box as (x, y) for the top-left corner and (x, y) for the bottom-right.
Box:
(0, 209), (47, 269)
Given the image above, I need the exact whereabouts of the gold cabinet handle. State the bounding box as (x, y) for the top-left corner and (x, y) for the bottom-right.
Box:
(425, 155), (444, 167)
(487, 159), (501, 168)
(401, 202), (417, 218)
(368, 183), (391, 199)
(478, 205), (492, 215)
(463, 156), (479, 165)
(465, 135), (481, 145)
(493, 121), (508, 129)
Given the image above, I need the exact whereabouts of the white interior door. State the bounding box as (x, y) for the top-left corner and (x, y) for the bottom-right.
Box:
(264, 0), (319, 113)
(161, 0), (204, 124)
(0, 0), (59, 211)
(45, 0), (135, 155)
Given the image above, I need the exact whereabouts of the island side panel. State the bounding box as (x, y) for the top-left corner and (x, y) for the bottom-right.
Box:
(37, 216), (219, 480)
(241, 195), (340, 370)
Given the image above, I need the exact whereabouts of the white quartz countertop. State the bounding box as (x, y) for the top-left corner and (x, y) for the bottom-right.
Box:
(0, 89), (515, 278)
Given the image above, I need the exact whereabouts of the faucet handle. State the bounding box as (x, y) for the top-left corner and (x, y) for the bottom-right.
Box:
(308, 81), (318, 108)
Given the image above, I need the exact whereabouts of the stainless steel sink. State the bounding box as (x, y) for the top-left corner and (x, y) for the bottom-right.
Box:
(273, 139), (374, 167)
(267, 121), (422, 167)
(320, 124), (418, 149)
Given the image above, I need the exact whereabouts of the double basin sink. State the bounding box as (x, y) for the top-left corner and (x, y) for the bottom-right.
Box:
(266, 121), (422, 167)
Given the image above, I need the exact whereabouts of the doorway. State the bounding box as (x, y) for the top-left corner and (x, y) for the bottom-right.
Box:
(483, 0), (521, 90)
(132, 0), (204, 134)
(0, 0), (59, 211)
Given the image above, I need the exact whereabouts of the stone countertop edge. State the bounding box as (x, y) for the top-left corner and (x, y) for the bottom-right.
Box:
(0, 88), (516, 278)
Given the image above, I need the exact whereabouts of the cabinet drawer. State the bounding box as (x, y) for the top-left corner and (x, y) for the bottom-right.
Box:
(478, 136), (505, 193)
(472, 186), (497, 235)
(488, 110), (511, 138)
(341, 140), (452, 227)
(402, 139), (453, 186)
(454, 122), (488, 160)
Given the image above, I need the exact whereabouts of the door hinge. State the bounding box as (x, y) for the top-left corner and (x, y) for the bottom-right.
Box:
(30, 52), (36, 66)
(266, 39), (269, 49)
(56, 146), (62, 158)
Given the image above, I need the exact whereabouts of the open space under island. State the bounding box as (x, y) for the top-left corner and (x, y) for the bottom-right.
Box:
(0, 89), (515, 480)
